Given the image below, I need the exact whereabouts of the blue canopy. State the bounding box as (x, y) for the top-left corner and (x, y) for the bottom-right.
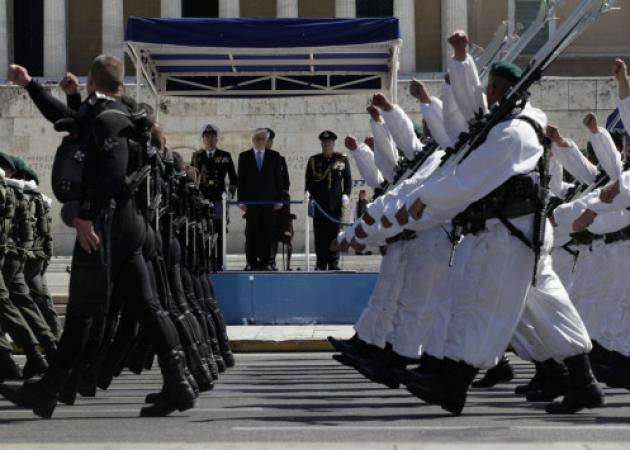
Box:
(125, 17), (400, 48)
(124, 17), (401, 98)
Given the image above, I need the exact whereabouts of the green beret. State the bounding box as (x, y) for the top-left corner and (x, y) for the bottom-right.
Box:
(611, 128), (626, 148)
(490, 62), (523, 84)
(0, 152), (16, 173)
(10, 156), (39, 184)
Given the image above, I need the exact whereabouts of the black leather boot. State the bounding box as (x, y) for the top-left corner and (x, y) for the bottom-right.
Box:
(332, 341), (385, 369)
(77, 358), (102, 398)
(546, 354), (604, 414)
(525, 359), (569, 402)
(344, 343), (411, 389)
(183, 343), (214, 392)
(327, 334), (365, 354)
(145, 366), (199, 404)
(58, 364), (88, 405)
(592, 355), (630, 390)
(404, 358), (478, 416)
(0, 364), (69, 419)
(199, 342), (219, 380)
(139, 350), (196, 417)
(515, 361), (543, 395)
(472, 355), (514, 388)
(0, 350), (21, 381)
(22, 349), (49, 380)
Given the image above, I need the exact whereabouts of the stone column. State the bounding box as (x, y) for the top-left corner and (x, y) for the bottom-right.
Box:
(394, 0), (416, 74)
(43, 0), (68, 78)
(102, 0), (125, 62)
(161, 0), (182, 17)
(0, 0), (7, 80)
(219, 0), (240, 18)
(277, 0), (298, 17)
(335, 0), (355, 18)
(441, 0), (468, 71)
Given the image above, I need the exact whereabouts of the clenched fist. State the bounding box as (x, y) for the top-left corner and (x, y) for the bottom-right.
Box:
(582, 112), (598, 134)
(59, 72), (80, 96)
(7, 64), (32, 87)
(410, 78), (431, 104)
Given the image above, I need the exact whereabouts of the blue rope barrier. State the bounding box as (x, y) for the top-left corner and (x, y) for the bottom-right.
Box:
(311, 199), (354, 227)
(226, 200), (304, 205)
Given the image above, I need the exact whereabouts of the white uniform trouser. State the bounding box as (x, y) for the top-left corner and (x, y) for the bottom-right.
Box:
(388, 226), (453, 358)
(511, 254), (592, 363)
(551, 244), (579, 294)
(592, 239), (630, 356)
(570, 240), (612, 343)
(353, 239), (412, 348)
(441, 215), (540, 369)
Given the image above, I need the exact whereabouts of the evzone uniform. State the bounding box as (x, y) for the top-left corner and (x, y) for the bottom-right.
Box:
(333, 52), (602, 415)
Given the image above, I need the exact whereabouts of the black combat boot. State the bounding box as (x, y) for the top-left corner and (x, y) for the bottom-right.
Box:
(58, 364), (88, 405)
(0, 364), (69, 419)
(0, 350), (22, 381)
(515, 360), (543, 395)
(183, 343), (214, 392)
(592, 350), (630, 390)
(22, 347), (49, 380)
(145, 366), (199, 404)
(327, 334), (365, 354)
(472, 355), (514, 388)
(344, 343), (411, 389)
(589, 344), (630, 389)
(139, 350), (196, 417)
(198, 342), (219, 380)
(525, 359), (569, 402)
(546, 353), (604, 414)
(403, 357), (478, 416)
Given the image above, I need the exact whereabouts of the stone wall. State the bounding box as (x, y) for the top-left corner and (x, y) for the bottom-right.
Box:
(0, 77), (618, 256)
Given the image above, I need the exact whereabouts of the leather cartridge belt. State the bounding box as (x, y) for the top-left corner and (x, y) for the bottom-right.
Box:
(570, 230), (603, 246)
(604, 226), (630, 245)
(385, 229), (417, 244)
(459, 200), (537, 235)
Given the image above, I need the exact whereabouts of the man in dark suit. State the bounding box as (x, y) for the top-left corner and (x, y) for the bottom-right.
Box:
(237, 129), (284, 270)
(190, 124), (237, 271)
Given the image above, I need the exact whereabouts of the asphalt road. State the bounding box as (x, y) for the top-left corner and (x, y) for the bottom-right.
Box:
(1, 353), (630, 447)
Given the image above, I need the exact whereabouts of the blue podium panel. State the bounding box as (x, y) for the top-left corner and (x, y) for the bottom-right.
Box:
(211, 272), (377, 325)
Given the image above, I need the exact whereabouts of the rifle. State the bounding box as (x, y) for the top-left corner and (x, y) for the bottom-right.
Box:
(379, 3), (561, 196)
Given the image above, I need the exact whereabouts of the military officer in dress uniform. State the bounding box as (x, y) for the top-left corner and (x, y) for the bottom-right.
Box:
(305, 131), (352, 270)
(190, 124), (237, 271)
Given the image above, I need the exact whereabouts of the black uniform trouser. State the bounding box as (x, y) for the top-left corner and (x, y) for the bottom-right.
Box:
(1, 253), (56, 350)
(212, 218), (223, 272)
(24, 257), (60, 339)
(313, 208), (341, 270)
(244, 205), (275, 269)
(54, 201), (180, 372)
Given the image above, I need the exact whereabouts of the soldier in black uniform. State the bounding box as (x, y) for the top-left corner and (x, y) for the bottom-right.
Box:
(190, 125), (237, 272)
(305, 131), (352, 270)
(0, 56), (194, 419)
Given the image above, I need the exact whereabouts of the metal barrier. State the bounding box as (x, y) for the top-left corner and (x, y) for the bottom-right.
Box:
(221, 183), (364, 272)
(221, 193), (312, 271)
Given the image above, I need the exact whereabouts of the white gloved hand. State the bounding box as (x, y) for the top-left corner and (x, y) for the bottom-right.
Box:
(24, 180), (38, 191)
(342, 194), (350, 207)
(0, 168), (5, 179)
(6, 178), (25, 189)
(42, 194), (53, 207)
